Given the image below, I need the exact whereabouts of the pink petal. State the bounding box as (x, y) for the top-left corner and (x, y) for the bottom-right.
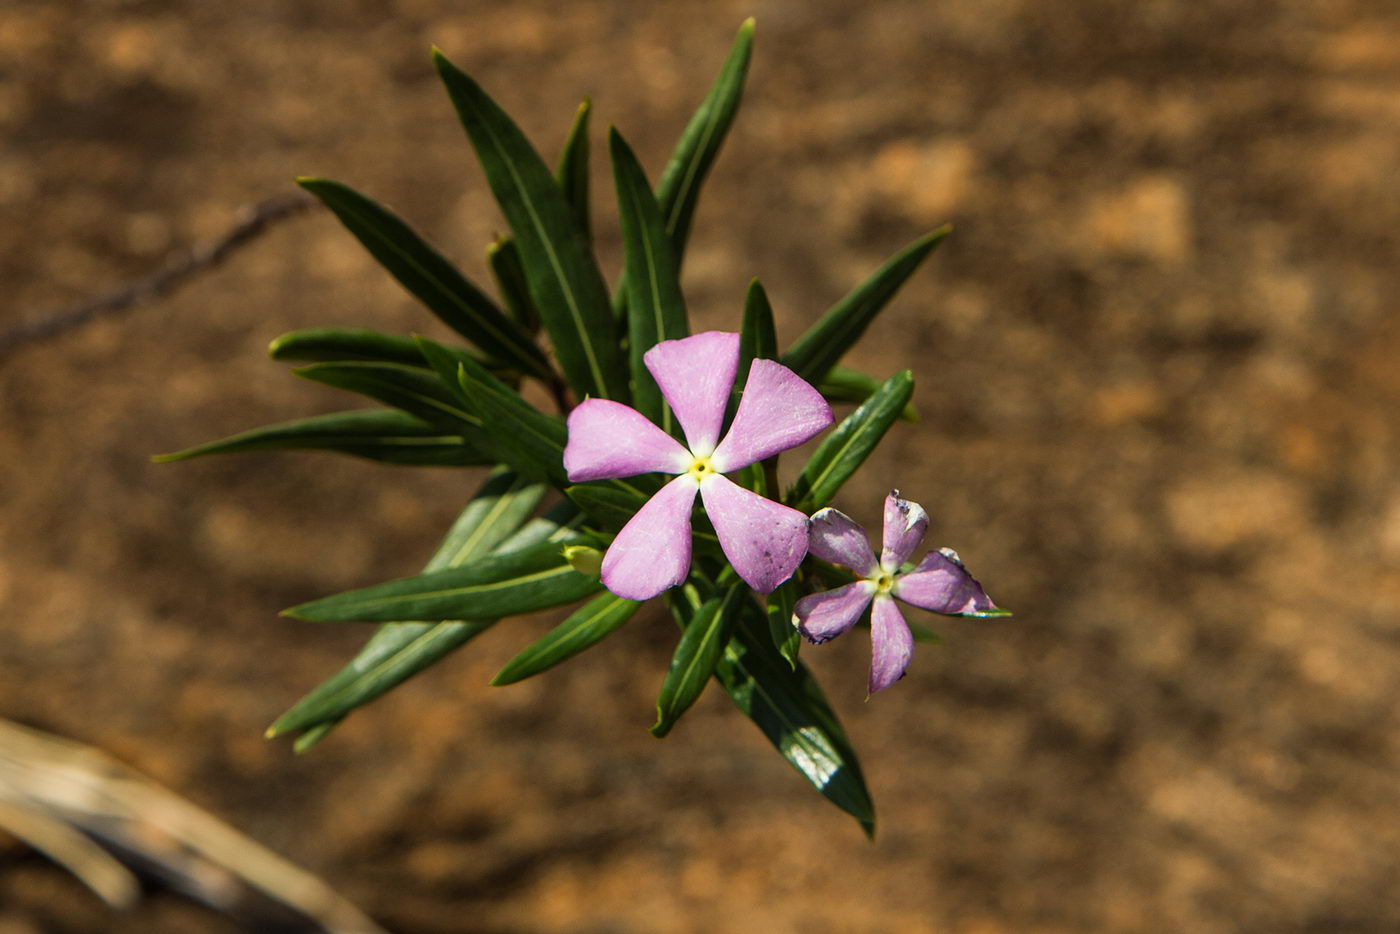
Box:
(880, 490), (929, 570)
(709, 359), (833, 472)
(699, 474), (810, 593)
(564, 399), (691, 482)
(869, 595), (914, 694)
(643, 331), (739, 456)
(793, 581), (875, 644)
(808, 507), (877, 577)
(893, 548), (1000, 616)
(600, 475), (699, 600)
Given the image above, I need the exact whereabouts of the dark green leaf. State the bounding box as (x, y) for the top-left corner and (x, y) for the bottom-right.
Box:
(714, 601), (875, 836)
(653, 583), (744, 737)
(563, 481), (721, 556)
(296, 177), (552, 381)
(267, 327), (427, 366)
(820, 365), (920, 422)
(293, 361), (481, 433)
(787, 370), (915, 512)
(269, 469), (552, 741)
(487, 237), (538, 332)
(612, 19), (755, 321)
(765, 578), (801, 669)
(738, 278), (777, 390)
(611, 127), (690, 431)
(491, 591), (640, 686)
(433, 50), (625, 400)
(453, 351), (569, 485)
(153, 408), (488, 467)
(283, 536), (600, 623)
(782, 227), (949, 384)
(555, 99), (592, 241)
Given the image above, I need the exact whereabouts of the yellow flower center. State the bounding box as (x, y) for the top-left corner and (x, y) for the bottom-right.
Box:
(686, 456), (716, 482)
(872, 570), (896, 594)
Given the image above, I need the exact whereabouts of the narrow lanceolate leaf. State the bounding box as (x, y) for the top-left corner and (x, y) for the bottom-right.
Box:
(556, 99), (592, 241)
(612, 19), (756, 324)
(765, 578), (801, 669)
(715, 601), (875, 836)
(487, 237), (538, 332)
(787, 370), (915, 513)
(283, 537), (600, 623)
(491, 591), (640, 686)
(454, 354), (569, 485)
(738, 279), (778, 389)
(268, 327), (427, 366)
(296, 178), (552, 382)
(820, 365), (920, 422)
(153, 408), (488, 467)
(611, 127), (689, 429)
(653, 583), (744, 737)
(782, 227), (950, 384)
(433, 50), (625, 400)
(655, 18), (755, 260)
(269, 469), (550, 742)
(293, 361), (481, 433)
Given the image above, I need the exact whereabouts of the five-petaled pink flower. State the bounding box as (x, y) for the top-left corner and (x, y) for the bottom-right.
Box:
(564, 331), (834, 600)
(795, 491), (1003, 694)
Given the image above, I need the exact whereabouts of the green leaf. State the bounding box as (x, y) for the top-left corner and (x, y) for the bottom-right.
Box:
(820, 365), (919, 422)
(906, 620), (944, 644)
(283, 536), (600, 623)
(738, 279), (777, 390)
(293, 361), (481, 433)
(782, 227), (950, 384)
(267, 327), (427, 366)
(655, 18), (755, 260)
(491, 591), (640, 686)
(296, 177), (552, 381)
(611, 127), (691, 431)
(787, 370), (915, 513)
(487, 237), (538, 333)
(153, 408), (488, 467)
(269, 469), (551, 741)
(714, 600), (875, 836)
(452, 351), (569, 485)
(653, 583), (744, 737)
(765, 578), (801, 669)
(556, 99), (592, 241)
(611, 19), (755, 324)
(563, 481), (722, 556)
(433, 50), (625, 401)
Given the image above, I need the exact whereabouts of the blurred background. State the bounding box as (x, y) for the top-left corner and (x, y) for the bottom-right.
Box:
(4, 0), (1400, 931)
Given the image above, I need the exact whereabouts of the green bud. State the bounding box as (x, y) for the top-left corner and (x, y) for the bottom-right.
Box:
(563, 544), (604, 577)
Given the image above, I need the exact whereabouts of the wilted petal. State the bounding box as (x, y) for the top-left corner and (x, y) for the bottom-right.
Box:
(880, 490), (928, 570)
(564, 399), (691, 482)
(600, 475), (699, 600)
(893, 549), (1000, 616)
(643, 331), (739, 456)
(808, 507), (878, 576)
(709, 359), (833, 472)
(869, 595), (914, 694)
(699, 473), (810, 593)
(793, 580), (875, 644)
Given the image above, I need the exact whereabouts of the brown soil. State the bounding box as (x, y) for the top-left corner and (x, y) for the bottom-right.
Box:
(4, 1), (1400, 932)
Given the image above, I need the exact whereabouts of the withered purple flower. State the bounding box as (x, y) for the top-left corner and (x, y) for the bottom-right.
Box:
(564, 331), (833, 600)
(796, 491), (1004, 694)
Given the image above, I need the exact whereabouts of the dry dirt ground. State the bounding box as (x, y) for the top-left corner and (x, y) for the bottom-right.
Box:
(4, 1), (1400, 932)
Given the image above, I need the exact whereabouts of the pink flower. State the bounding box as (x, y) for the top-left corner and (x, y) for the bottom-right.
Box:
(564, 331), (834, 600)
(795, 491), (1003, 694)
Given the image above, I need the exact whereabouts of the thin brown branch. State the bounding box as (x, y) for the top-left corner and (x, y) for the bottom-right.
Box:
(0, 192), (317, 360)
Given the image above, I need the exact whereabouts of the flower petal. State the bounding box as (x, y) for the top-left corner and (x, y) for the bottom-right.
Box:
(643, 331), (739, 456)
(709, 359), (833, 472)
(793, 580), (875, 644)
(880, 490), (928, 570)
(869, 595), (914, 694)
(808, 507), (877, 576)
(600, 475), (699, 600)
(564, 399), (691, 482)
(699, 473), (810, 593)
(893, 548), (1000, 616)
